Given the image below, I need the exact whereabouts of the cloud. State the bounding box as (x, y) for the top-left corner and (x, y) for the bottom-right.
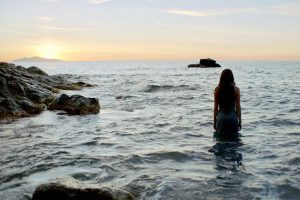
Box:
(89, 0), (110, 4)
(5, 24), (92, 32)
(39, 26), (93, 31)
(267, 3), (300, 16)
(41, 0), (63, 2)
(165, 3), (300, 17)
(0, 29), (37, 36)
(165, 8), (258, 17)
(157, 22), (169, 28)
(39, 16), (53, 22)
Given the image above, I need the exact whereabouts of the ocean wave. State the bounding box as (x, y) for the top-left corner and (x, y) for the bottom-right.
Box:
(277, 183), (300, 199)
(122, 154), (145, 165)
(71, 172), (98, 181)
(115, 95), (135, 100)
(143, 84), (194, 93)
(80, 140), (98, 146)
(143, 151), (192, 162)
(288, 157), (300, 165)
(119, 151), (193, 164)
(288, 108), (300, 113)
(250, 118), (300, 127)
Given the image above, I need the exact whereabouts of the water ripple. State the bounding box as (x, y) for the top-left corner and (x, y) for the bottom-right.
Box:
(1, 61), (300, 199)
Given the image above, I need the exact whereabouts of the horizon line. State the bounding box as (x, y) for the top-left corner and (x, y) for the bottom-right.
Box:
(8, 58), (300, 63)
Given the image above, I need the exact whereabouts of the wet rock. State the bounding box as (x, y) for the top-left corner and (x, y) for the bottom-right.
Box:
(32, 179), (135, 200)
(0, 97), (23, 118)
(53, 81), (96, 90)
(17, 99), (45, 114)
(75, 81), (94, 88)
(0, 76), (10, 97)
(48, 94), (100, 115)
(27, 66), (49, 76)
(0, 62), (97, 120)
(188, 58), (221, 68)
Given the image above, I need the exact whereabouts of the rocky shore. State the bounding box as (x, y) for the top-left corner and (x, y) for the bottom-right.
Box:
(0, 63), (134, 199)
(0, 62), (100, 120)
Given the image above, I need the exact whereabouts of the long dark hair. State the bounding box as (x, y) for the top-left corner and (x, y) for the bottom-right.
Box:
(218, 69), (235, 111)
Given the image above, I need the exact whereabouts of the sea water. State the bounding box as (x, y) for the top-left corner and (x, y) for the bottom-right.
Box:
(0, 61), (299, 199)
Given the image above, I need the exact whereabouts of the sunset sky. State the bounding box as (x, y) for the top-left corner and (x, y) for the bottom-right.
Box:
(1, 0), (300, 61)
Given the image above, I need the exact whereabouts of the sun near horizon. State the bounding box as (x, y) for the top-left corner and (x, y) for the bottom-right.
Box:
(1, 0), (300, 62)
(38, 44), (60, 59)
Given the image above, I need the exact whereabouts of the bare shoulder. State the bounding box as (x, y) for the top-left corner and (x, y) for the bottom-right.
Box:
(234, 86), (240, 95)
(214, 86), (219, 94)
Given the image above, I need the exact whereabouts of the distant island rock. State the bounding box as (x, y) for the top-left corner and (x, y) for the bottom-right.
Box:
(0, 62), (99, 120)
(188, 58), (221, 68)
(14, 56), (62, 62)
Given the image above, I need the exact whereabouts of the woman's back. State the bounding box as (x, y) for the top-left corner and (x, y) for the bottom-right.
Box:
(216, 85), (236, 113)
(213, 69), (242, 137)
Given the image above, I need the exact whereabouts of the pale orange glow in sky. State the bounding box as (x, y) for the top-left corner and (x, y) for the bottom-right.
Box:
(36, 44), (59, 59)
(1, 0), (300, 61)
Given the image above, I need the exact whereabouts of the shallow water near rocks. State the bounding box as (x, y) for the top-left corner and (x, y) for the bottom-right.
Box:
(1, 61), (300, 199)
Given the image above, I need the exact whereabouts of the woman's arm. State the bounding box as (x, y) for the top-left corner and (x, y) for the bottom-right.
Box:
(213, 87), (219, 130)
(235, 87), (242, 129)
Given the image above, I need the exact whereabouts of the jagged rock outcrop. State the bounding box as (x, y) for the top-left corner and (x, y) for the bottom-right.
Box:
(0, 62), (99, 119)
(188, 58), (221, 68)
(32, 178), (135, 200)
(48, 94), (100, 115)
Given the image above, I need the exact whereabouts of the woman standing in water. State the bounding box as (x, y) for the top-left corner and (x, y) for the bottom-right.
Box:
(214, 69), (242, 137)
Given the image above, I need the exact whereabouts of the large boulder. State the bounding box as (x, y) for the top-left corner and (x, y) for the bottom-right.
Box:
(48, 94), (100, 115)
(27, 66), (49, 76)
(0, 62), (96, 120)
(32, 179), (135, 200)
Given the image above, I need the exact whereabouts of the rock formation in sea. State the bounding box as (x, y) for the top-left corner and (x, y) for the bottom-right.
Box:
(0, 62), (99, 119)
(48, 94), (100, 115)
(32, 178), (135, 200)
(188, 58), (221, 68)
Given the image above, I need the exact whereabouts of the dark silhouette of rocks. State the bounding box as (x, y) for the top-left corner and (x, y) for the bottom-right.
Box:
(48, 94), (100, 115)
(188, 58), (221, 68)
(32, 179), (135, 200)
(0, 62), (99, 120)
